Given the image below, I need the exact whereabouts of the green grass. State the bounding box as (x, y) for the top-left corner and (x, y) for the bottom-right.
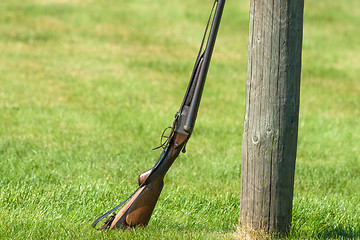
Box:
(0, 0), (359, 239)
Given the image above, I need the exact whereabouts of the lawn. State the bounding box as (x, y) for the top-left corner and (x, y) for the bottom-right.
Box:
(0, 0), (359, 239)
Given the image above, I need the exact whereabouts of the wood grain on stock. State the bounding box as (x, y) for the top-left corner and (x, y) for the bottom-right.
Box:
(109, 178), (164, 229)
(109, 186), (145, 229)
(126, 178), (163, 226)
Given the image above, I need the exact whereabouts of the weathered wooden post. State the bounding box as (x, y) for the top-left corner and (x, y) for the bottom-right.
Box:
(239, 0), (304, 235)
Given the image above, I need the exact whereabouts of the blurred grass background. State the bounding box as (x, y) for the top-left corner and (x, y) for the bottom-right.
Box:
(0, 0), (359, 239)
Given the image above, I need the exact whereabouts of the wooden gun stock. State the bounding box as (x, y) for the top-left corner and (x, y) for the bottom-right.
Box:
(98, 132), (188, 229)
(109, 177), (164, 229)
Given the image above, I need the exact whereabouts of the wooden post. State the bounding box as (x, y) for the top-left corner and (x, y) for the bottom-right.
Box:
(239, 0), (304, 234)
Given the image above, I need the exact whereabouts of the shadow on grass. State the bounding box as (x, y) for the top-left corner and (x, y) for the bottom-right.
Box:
(315, 224), (360, 239)
(290, 224), (360, 240)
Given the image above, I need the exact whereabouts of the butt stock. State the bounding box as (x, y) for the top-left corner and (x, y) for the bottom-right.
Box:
(94, 132), (187, 230)
(109, 178), (164, 229)
(107, 170), (163, 229)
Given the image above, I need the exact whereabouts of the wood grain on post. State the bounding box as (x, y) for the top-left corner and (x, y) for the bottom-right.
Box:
(239, 0), (304, 234)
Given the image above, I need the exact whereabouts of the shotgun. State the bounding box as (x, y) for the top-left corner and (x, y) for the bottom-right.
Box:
(92, 0), (225, 230)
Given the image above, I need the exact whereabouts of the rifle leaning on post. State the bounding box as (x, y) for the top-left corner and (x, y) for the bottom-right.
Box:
(92, 0), (226, 230)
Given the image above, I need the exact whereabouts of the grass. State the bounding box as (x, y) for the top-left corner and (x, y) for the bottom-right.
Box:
(0, 0), (359, 239)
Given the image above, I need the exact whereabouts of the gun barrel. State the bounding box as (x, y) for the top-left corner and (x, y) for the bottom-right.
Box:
(184, 0), (225, 132)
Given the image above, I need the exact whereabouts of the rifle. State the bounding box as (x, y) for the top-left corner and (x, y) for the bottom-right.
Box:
(92, 0), (225, 230)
